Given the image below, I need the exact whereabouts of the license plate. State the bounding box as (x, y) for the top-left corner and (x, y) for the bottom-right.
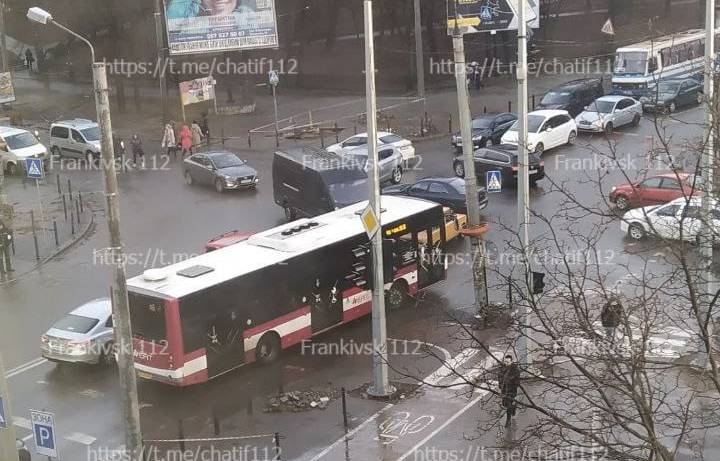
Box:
(529, 169), (538, 174)
(241, 179), (252, 184)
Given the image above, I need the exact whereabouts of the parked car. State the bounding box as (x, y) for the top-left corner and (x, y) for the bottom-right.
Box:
(450, 113), (517, 152)
(621, 196), (715, 242)
(344, 144), (404, 184)
(609, 172), (703, 211)
(640, 78), (703, 113)
(326, 131), (415, 160)
(575, 95), (642, 134)
(501, 110), (577, 156)
(0, 126), (48, 175)
(205, 230), (255, 252)
(273, 147), (368, 221)
(536, 78), (604, 117)
(382, 177), (488, 214)
(41, 298), (114, 366)
(452, 144), (545, 186)
(184, 151), (259, 193)
(49, 119), (101, 163)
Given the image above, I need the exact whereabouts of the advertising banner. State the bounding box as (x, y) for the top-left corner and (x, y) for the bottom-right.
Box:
(446, 0), (539, 35)
(0, 72), (16, 104)
(165, 0), (279, 55)
(179, 77), (216, 106)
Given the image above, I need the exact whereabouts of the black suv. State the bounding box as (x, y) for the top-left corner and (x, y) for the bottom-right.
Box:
(450, 112), (517, 152)
(536, 78), (604, 117)
(453, 144), (545, 187)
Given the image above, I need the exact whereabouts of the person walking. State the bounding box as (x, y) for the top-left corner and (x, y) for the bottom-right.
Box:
(161, 123), (177, 159)
(24, 49), (35, 73)
(499, 354), (520, 428)
(601, 294), (623, 344)
(130, 133), (145, 168)
(179, 124), (193, 158)
(201, 112), (210, 146)
(191, 120), (204, 152)
(0, 220), (14, 274)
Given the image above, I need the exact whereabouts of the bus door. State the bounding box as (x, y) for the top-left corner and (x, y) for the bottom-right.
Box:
(415, 223), (446, 288)
(204, 308), (245, 377)
(309, 275), (344, 333)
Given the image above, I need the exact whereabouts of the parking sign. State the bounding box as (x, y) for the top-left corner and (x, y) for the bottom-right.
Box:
(30, 410), (58, 458)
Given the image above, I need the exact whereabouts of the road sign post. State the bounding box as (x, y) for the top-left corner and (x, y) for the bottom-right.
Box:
(0, 353), (20, 461)
(30, 410), (57, 459)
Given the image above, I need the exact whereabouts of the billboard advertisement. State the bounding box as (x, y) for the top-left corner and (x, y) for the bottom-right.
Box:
(446, 0), (539, 35)
(0, 72), (16, 104)
(164, 0), (279, 55)
(179, 77), (216, 106)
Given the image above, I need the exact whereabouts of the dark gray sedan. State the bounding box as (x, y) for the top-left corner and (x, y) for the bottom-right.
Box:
(183, 151), (259, 193)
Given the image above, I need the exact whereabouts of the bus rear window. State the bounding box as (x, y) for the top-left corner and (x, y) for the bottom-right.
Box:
(129, 292), (166, 342)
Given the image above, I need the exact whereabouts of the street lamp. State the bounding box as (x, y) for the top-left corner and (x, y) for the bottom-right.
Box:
(269, 69), (280, 147)
(27, 7), (143, 461)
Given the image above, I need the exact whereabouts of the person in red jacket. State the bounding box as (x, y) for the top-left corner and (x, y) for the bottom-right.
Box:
(179, 124), (192, 158)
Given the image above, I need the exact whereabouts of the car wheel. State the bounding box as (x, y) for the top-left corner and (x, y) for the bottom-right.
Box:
(215, 178), (225, 193)
(534, 143), (544, 156)
(391, 166), (403, 184)
(632, 113), (641, 127)
(6, 162), (16, 176)
(668, 102), (676, 114)
(604, 122), (613, 135)
(184, 171), (193, 186)
(615, 195), (630, 211)
(51, 146), (62, 158)
(628, 223), (646, 241)
(697, 92), (703, 105)
(284, 206), (297, 222)
(256, 333), (281, 364)
(386, 281), (409, 310)
(85, 151), (95, 165)
(454, 161), (465, 178)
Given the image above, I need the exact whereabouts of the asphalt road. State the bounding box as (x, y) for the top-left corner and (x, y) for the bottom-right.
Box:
(0, 103), (710, 460)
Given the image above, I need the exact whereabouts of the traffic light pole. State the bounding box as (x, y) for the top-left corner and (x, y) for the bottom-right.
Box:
(0, 353), (20, 461)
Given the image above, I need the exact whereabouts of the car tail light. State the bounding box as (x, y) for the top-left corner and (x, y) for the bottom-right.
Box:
(168, 354), (175, 369)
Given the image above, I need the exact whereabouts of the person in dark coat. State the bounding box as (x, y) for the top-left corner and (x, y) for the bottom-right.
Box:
(499, 354), (520, 427)
(601, 295), (623, 343)
(25, 49), (35, 72)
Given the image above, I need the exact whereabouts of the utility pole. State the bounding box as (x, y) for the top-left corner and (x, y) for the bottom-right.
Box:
(698, 0), (715, 368)
(0, 0), (7, 73)
(0, 353), (20, 461)
(451, 7), (488, 319)
(515, 0), (532, 368)
(413, 0), (425, 100)
(154, 0), (169, 124)
(365, 0), (395, 398)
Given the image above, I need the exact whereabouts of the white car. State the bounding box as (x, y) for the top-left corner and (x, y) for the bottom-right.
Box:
(326, 131), (415, 161)
(500, 110), (577, 156)
(0, 126), (48, 176)
(575, 95), (642, 134)
(620, 196), (716, 242)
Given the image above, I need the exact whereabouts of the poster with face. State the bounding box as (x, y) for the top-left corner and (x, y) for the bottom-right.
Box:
(164, 0), (279, 55)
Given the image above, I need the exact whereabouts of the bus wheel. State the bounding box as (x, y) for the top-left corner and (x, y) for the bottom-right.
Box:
(256, 333), (281, 364)
(386, 281), (408, 310)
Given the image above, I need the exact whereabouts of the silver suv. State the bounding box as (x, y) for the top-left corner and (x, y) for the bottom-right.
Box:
(49, 119), (101, 163)
(343, 145), (404, 184)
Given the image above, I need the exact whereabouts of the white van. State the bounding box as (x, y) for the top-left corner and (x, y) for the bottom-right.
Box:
(49, 119), (101, 163)
(0, 126), (48, 175)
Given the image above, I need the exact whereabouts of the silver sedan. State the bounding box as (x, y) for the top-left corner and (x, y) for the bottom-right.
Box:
(574, 95), (642, 134)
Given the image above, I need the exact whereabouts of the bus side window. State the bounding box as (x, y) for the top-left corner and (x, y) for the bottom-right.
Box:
(661, 48), (671, 67)
(648, 56), (658, 73)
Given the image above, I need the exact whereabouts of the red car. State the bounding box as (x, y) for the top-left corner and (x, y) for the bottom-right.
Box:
(609, 172), (702, 211)
(204, 230), (254, 252)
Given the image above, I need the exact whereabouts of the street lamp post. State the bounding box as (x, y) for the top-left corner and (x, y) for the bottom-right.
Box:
(27, 7), (143, 461)
(269, 70), (280, 147)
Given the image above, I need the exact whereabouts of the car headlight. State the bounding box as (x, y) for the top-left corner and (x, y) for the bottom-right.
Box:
(472, 135), (483, 141)
(222, 175), (233, 180)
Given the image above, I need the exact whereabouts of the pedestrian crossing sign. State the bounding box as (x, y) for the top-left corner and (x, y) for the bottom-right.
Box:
(480, 6), (493, 20)
(486, 170), (502, 193)
(0, 395), (6, 428)
(25, 157), (43, 179)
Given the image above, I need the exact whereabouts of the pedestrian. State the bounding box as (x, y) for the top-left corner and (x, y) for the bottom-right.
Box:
(191, 120), (204, 151)
(499, 354), (520, 428)
(179, 124), (193, 158)
(161, 122), (177, 159)
(201, 112), (210, 146)
(0, 220), (14, 274)
(130, 133), (145, 168)
(601, 293), (623, 343)
(24, 49), (35, 73)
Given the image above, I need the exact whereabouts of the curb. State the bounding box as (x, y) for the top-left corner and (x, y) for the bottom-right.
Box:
(0, 212), (96, 286)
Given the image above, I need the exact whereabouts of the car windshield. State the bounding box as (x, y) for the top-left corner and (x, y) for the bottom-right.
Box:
(379, 134), (404, 144)
(509, 115), (545, 133)
(53, 314), (98, 334)
(80, 126), (100, 141)
(614, 51), (647, 74)
(471, 118), (493, 129)
(327, 179), (368, 207)
(656, 82), (680, 94)
(541, 91), (570, 105)
(586, 100), (615, 114)
(212, 153), (245, 169)
(5, 132), (39, 149)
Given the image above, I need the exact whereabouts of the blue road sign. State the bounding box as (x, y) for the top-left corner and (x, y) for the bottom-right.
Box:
(30, 410), (58, 458)
(486, 170), (502, 193)
(25, 158), (44, 180)
(480, 6), (493, 20)
(0, 395), (6, 428)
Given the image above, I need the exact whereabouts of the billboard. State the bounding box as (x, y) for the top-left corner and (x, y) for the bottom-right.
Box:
(446, 0), (539, 35)
(164, 0), (279, 55)
(0, 72), (16, 104)
(180, 77), (216, 106)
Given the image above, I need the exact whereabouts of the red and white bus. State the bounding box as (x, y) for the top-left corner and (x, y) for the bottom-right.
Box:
(127, 196), (448, 386)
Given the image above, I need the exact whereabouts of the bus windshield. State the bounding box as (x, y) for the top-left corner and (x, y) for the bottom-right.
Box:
(129, 292), (166, 343)
(614, 51), (647, 75)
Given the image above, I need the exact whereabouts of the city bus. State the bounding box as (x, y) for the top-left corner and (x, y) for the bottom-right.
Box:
(612, 28), (720, 98)
(127, 196), (448, 386)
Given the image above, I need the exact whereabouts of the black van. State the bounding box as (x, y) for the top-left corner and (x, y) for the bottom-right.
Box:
(273, 147), (369, 221)
(536, 78), (605, 117)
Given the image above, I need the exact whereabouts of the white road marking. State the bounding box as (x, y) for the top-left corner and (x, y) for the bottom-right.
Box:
(424, 348), (479, 386)
(447, 356), (495, 388)
(5, 357), (48, 378)
(13, 417), (31, 430)
(67, 432), (97, 445)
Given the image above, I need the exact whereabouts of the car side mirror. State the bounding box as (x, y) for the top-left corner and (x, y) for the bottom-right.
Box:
(546, 126), (552, 132)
